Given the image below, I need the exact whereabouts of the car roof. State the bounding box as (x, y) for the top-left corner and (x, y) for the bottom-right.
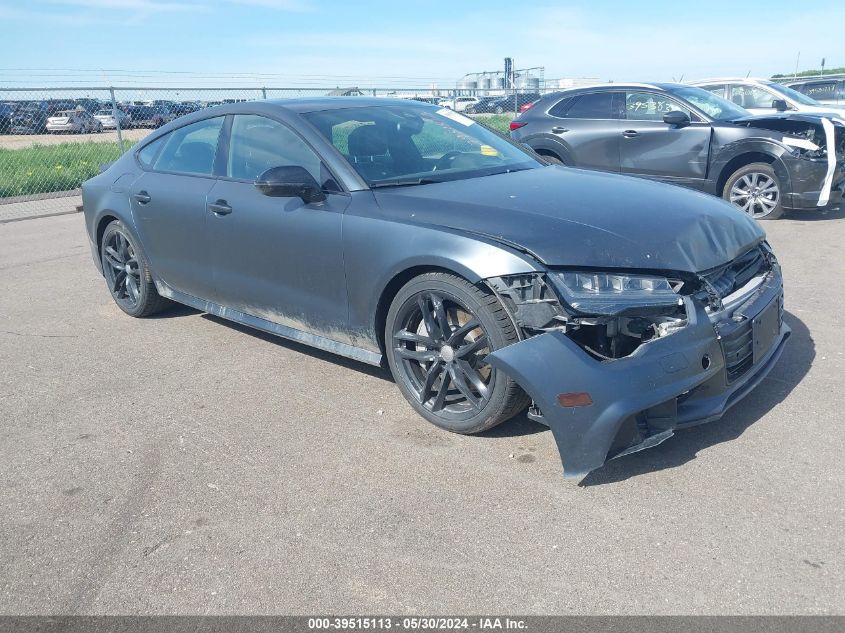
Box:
(781, 75), (845, 84)
(690, 78), (779, 86)
(264, 96), (434, 113)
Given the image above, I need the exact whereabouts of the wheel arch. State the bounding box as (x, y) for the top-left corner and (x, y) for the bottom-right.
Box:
(95, 213), (121, 256)
(522, 135), (574, 165)
(713, 144), (792, 198)
(373, 263), (478, 356)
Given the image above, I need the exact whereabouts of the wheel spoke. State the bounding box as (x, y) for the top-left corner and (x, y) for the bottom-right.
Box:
(456, 359), (490, 400)
(448, 364), (482, 408)
(394, 329), (437, 347)
(417, 295), (441, 341)
(396, 347), (438, 362)
(431, 294), (452, 339)
(447, 319), (480, 345)
(456, 334), (488, 358)
(112, 270), (126, 293)
(126, 274), (140, 302)
(431, 371), (451, 412)
(419, 360), (444, 404)
(104, 246), (124, 267)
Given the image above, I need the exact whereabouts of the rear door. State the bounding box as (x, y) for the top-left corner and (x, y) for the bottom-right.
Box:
(129, 116), (225, 299)
(551, 90), (626, 172)
(619, 90), (712, 180)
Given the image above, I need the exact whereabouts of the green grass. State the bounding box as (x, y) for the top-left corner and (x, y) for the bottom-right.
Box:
(474, 115), (512, 134)
(0, 141), (128, 198)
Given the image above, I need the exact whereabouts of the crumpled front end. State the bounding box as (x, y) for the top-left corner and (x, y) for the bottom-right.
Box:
(739, 114), (845, 209)
(485, 245), (790, 481)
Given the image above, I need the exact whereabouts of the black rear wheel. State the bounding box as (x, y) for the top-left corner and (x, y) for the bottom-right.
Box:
(101, 220), (170, 317)
(386, 272), (528, 434)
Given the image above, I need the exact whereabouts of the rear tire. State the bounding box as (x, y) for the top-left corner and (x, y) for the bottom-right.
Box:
(538, 151), (564, 165)
(385, 272), (529, 434)
(722, 162), (784, 220)
(101, 220), (170, 318)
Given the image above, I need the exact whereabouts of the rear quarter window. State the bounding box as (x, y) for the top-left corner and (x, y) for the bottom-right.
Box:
(548, 97), (574, 117)
(137, 135), (168, 168)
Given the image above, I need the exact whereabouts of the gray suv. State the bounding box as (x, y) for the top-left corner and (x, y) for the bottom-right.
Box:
(510, 83), (845, 219)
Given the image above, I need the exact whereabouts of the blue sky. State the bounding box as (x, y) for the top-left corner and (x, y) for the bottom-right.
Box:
(1, 0), (843, 87)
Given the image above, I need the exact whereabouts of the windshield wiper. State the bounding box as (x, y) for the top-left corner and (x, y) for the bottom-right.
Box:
(369, 177), (443, 189)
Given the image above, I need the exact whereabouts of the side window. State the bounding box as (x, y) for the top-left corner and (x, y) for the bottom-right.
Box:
(801, 82), (837, 100)
(729, 85), (777, 109)
(227, 114), (321, 183)
(625, 92), (691, 121)
(700, 84), (726, 98)
(137, 135), (167, 167)
(548, 97), (574, 117)
(152, 117), (224, 176)
(564, 92), (615, 119)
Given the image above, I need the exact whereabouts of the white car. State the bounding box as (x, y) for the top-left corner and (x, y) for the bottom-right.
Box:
(93, 108), (129, 129)
(690, 78), (845, 115)
(437, 96), (481, 112)
(46, 109), (102, 134)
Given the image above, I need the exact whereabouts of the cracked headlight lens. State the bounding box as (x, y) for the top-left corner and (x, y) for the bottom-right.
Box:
(553, 271), (681, 315)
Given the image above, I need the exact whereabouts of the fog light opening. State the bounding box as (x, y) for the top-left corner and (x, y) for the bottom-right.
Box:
(701, 354), (711, 370)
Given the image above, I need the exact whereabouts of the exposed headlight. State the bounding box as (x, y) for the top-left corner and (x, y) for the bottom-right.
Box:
(553, 271), (682, 316)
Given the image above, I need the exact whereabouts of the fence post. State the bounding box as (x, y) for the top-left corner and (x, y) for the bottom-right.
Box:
(261, 86), (267, 100)
(109, 87), (125, 154)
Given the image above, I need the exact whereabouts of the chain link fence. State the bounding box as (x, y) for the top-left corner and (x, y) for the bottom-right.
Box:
(0, 85), (563, 218)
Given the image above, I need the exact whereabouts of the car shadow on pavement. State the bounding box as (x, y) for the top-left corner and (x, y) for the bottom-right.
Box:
(200, 313), (393, 382)
(579, 310), (813, 486)
(147, 303), (201, 319)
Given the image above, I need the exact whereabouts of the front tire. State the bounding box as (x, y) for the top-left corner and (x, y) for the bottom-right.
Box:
(723, 162), (784, 220)
(385, 272), (528, 434)
(100, 220), (170, 317)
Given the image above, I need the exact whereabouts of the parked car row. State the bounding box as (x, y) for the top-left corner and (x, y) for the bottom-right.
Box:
(0, 98), (230, 134)
(510, 82), (845, 220)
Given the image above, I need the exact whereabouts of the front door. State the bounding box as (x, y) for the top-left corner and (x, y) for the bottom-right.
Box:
(619, 91), (712, 180)
(205, 114), (350, 340)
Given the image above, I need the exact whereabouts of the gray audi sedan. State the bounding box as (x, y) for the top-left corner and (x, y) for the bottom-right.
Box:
(82, 98), (790, 480)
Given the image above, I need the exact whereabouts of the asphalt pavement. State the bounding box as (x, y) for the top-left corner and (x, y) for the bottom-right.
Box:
(0, 207), (843, 614)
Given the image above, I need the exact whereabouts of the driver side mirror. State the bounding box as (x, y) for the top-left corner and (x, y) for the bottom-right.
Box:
(663, 110), (691, 127)
(255, 165), (326, 203)
(772, 99), (789, 112)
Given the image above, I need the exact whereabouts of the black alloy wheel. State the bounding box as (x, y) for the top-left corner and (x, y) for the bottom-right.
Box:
(386, 272), (528, 434)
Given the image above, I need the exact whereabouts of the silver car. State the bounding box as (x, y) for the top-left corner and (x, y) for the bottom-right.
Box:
(93, 108), (129, 130)
(46, 109), (102, 134)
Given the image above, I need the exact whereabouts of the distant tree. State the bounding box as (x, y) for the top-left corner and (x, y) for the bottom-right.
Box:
(772, 67), (845, 78)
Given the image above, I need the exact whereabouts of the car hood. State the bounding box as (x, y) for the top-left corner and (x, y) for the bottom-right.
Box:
(372, 166), (765, 273)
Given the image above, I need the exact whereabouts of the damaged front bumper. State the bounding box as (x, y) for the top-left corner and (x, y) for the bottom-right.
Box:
(486, 269), (789, 481)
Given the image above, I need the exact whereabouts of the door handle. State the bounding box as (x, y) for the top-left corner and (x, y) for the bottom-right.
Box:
(622, 130), (639, 138)
(208, 199), (232, 216)
(551, 126), (568, 134)
(133, 191), (151, 204)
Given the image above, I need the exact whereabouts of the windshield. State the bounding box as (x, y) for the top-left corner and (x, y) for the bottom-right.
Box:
(665, 85), (750, 121)
(763, 81), (820, 106)
(303, 105), (541, 187)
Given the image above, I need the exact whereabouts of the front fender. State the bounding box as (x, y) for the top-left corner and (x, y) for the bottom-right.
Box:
(711, 138), (793, 194)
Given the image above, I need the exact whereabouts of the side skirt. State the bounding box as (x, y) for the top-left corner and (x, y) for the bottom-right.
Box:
(155, 281), (383, 367)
